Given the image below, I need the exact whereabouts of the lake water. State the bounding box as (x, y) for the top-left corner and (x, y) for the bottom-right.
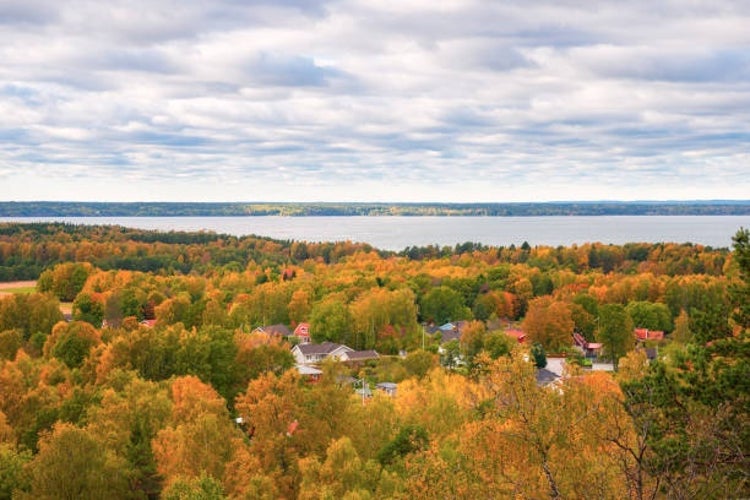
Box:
(2, 216), (749, 251)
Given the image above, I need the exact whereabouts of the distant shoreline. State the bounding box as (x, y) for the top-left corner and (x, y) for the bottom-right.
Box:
(2, 201), (750, 217)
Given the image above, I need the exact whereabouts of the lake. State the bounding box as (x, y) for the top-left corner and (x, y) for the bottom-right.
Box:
(2, 216), (749, 251)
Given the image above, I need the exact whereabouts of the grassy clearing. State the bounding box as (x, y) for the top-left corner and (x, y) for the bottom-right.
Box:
(0, 286), (37, 294)
(0, 281), (37, 295)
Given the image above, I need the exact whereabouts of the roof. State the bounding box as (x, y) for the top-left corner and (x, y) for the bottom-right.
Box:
(440, 329), (462, 343)
(295, 364), (323, 376)
(536, 368), (560, 386)
(343, 350), (379, 361)
(293, 322), (310, 337)
(376, 382), (397, 389)
(505, 329), (526, 342)
(635, 328), (664, 341)
(295, 341), (351, 356)
(634, 328), (649, 340)
(257, 324), (292, 336)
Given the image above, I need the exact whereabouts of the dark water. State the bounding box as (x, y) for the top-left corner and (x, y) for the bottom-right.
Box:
(2, 216), (748, 251)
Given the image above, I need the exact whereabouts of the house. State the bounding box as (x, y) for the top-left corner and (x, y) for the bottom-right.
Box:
(573, 332), (602, 357)
(291, 342), (353, 365)
(292, 322), (311, 344)
(634, 328), (664, 342)
(505, 328), (527, 344)
(295, 364), (322, 383)
(254, 324), (292, 338)
(376, 382), (397, 397)
(437, 321), (468, 343)
(339, 349), (379, 363)
(140, 319), (157, 328)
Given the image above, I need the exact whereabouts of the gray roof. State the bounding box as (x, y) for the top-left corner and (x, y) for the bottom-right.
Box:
(296, 364), (323, 376)
(258, 324), (292, 336)
(536, 368), (560, 386)
(376, 382), (397, 389)
(345, 350), (379, 360)
(296, 341), (345, 355)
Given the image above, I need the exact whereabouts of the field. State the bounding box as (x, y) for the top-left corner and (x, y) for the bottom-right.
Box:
(0, 280), (37, 295)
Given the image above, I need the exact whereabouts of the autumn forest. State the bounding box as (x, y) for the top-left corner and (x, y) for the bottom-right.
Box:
(0, 222), (748, 499)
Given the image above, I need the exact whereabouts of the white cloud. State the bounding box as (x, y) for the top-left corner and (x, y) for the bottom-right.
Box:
(1, 0), (749, 202)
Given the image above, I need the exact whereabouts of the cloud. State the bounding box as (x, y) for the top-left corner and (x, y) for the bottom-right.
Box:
(0, 0), (749, 202)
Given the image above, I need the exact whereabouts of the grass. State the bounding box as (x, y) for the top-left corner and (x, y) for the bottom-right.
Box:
(0, 285), (37, 294)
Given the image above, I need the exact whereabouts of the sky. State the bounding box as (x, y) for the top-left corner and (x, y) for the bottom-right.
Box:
(1, 0), (749, 203)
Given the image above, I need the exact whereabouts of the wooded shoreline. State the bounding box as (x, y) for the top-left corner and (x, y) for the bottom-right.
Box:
(2, 200), (750, 217)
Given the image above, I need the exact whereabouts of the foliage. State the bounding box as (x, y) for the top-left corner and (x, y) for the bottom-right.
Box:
(522, 296), (574, 351)
(0, 223), (747, 498)
(597, 304), (635, 369)
(530, 342), (547, 368)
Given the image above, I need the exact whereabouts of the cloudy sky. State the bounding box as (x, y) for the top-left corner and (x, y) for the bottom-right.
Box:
(1, 0), (749, 202)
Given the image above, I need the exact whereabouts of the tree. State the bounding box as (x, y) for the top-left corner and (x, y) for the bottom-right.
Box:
(597, 304), (634, 369)
(309, 297), (353, 344)
(521, 297), (574, 351)
(72, 292), (104, 326)
(37, 262), (94, 302)
(25, 423), (130, 499)
(0, 443), (31, 499)
(530, 342), (547, 368)
(459, 320), (486, 367)
(44, 321), (102, 369)
(160, 473), (225, 500)
(731, 227), (750, 332)
(671, 309), (692, 344)
(626, 301), (672, 333)
(419, 286), (471, 325)
(152, 376), (241, 490)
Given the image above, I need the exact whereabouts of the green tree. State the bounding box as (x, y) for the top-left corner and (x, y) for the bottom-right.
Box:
(44, 321), (102, 369)
(0, 443), (31, 498)
(72, 292), (104, 326)
(25, 423), (130, 499)
(597, 304), (634, 369)
(419, 286), (471, 325)
(626, 301), (672, 333)
(531, 342), (547, 368)
(731, 227), (750, 332)
(161, 473), (226, 500)
(309, 298), (353, 344)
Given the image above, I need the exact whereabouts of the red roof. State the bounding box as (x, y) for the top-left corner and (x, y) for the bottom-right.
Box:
(505, 329), (526, 343)
(635, 328), (664, 341)
(293, 322), (310, 338)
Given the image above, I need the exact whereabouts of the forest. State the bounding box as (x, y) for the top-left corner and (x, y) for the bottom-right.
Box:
(0, 222), (748, 499)
(2, 200), (750, 217)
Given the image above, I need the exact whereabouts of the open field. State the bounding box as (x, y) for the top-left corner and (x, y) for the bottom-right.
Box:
(0, 280), (37, 295)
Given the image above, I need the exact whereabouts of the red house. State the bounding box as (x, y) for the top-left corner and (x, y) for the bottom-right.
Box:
(293, 322), (311, 344)
(635, 328), (664, 342)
